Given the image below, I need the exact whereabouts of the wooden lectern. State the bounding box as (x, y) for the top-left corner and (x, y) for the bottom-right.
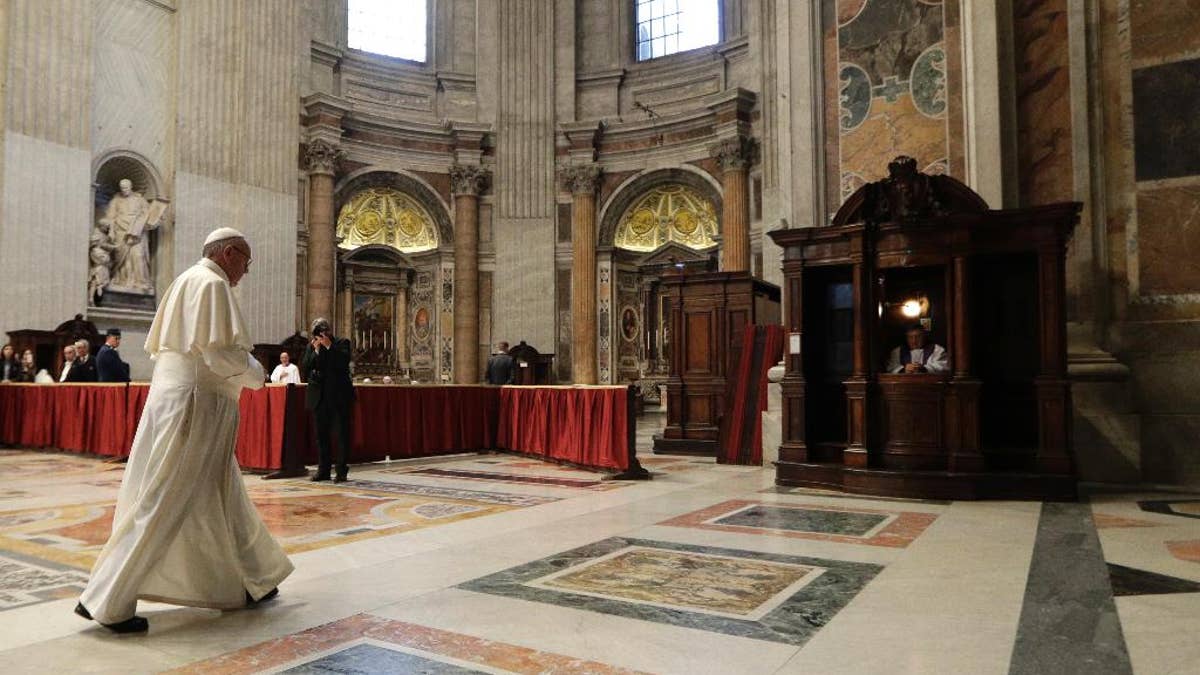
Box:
(768, 156), (1079, 500)
(653, 271), (780, 456)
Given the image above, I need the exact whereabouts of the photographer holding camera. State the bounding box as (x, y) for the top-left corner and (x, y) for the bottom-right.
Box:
(302, 318), (356, 482)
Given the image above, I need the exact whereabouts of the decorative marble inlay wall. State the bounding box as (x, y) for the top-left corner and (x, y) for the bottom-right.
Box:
(822, 0), (964, 215)
(556, 267), (573, 382)
(597, 260), (613, 384)
(439, 262), (455, 383)
(409, 270), (436, 381)
(616, 267), (642, 384)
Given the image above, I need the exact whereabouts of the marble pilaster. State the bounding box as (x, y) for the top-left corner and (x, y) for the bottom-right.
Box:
(450, 164), (489, 383)
(560, 164), (602, 384)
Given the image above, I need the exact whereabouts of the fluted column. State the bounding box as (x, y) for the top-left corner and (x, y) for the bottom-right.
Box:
(711, 137), (756, 272)
(561, 165), (602, 384)
(451, 164), (489, 383)
(303, 139), (344, 327)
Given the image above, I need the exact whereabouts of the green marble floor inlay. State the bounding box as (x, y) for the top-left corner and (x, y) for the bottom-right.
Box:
(714, 505), (888, 536)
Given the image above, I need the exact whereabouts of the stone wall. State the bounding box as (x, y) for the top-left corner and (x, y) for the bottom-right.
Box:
(0, 0), (302, 380)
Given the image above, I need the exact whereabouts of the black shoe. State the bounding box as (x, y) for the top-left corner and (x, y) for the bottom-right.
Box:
(76, 603), (148, 633)
(311, 473), (330, 482)
(102, 616), (149, 634)
(245, 587), (279, 605)
(333, 474), (347, 483)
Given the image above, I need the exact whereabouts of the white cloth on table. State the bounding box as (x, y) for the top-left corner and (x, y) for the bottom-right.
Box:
(270, 363), (301, 384)
(78, 257), (292, 624)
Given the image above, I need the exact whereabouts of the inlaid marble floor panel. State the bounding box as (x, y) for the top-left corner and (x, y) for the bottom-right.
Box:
(0, 443), (1193, 674)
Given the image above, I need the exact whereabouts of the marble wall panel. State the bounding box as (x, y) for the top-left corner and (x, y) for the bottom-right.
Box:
(1130, 0), (1200, 66)
(1134, 183), (1200, 296)
(92, 0), (172, 174)
(0, 134), (92, 346)
(1132, 58), (1200, 182)
(1013, 0), (1074, 205)
(173, 173), (298, 345)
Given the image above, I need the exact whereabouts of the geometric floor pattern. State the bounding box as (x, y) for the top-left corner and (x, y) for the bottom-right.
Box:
(0, 430), (1197, 674)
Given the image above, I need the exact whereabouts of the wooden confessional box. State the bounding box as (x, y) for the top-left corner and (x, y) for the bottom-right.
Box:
(652, 270), (780, 456)
(768, 157), (1080, 500)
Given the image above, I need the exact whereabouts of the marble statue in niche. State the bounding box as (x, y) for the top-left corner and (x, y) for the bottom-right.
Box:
(101, 179), (157, 294)
(89, 178), (169, 306)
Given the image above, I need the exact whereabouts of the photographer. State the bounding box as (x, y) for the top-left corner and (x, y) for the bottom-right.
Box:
(302, 318), (356, 482)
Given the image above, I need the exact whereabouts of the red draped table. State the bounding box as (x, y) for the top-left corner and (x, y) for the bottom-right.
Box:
(0, 383), (647, 479)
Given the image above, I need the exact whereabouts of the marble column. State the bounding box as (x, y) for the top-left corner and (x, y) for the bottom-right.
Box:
(303, 138), (344, 329)
(450, 164), (489, 383)
(711, 137), (756, 272)
(560, 165), (602, 384)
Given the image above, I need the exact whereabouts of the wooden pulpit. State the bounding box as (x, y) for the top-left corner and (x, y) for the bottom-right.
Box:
(768, 156), (1079, 500)
(653, 271), (780, 456)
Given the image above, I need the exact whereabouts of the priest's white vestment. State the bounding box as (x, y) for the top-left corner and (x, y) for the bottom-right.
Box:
(79, 258), (293, 624)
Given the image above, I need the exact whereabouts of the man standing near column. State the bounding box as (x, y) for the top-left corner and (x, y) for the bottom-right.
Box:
(75, 227), (293, 633)
(303, 318), (355, 482)
(67, 339), (98, 382)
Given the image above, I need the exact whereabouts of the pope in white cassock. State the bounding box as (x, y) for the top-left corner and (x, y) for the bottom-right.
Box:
(75, 228), (293, 633)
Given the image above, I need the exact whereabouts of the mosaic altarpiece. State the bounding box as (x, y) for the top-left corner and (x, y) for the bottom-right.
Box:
(335, 186), (451, 381)
(602, 184), (719, 397)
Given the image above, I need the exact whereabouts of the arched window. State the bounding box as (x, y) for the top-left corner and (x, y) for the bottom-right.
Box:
(635, 0), (720, 61)
(347, 0), (427, 63)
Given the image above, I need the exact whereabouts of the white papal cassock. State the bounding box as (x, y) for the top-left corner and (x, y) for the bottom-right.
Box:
(79, 257), (293, 624)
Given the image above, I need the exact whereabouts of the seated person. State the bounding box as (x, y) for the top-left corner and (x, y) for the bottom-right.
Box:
(886, 324), (949, 374)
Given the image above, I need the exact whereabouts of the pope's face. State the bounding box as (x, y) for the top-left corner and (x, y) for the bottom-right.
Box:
(221, 241), (253, 287)
(280, 353), (290, 366)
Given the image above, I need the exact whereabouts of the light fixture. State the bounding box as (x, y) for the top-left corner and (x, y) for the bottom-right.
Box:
(901, 299), (922, 318)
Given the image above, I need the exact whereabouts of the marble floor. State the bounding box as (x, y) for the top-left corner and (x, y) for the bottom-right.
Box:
(0, 416), (1196, 674)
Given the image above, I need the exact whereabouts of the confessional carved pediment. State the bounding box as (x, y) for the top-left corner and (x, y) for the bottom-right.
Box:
(832, 156), (989, 226)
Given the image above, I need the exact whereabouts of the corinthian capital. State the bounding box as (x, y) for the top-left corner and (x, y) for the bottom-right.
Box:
(710, 137), (758, 172)
(304, 139), (345, 176)
(450, 164), (490, 196)
(558, 164), (602, 196)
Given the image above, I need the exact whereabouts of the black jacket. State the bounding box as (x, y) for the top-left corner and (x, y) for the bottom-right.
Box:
(66, 356), (98, 383)
(485, 353), (515, 385)
(96, 345), (131, 382)
(302, 337), (355, 412)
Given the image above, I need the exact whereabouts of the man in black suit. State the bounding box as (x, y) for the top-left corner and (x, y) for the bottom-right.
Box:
(485, 341), (515, 385)
(302, 318), (355, 482)
(96, 329), (131, 382)
(67, 339), (98, 382)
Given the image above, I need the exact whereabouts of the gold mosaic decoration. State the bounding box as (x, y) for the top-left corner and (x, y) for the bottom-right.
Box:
(336, 187), (439, 253)
(614, 185), (718, 252)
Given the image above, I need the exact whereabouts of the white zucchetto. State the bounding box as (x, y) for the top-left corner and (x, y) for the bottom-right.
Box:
(203, 227), (246, 246)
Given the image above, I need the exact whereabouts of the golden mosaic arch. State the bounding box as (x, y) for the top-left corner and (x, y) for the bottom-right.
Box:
(613, 184), (718, 252)
(336, 187), (439, 253)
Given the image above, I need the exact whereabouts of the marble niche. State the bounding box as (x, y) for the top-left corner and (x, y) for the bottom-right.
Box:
(88, 172), (170, 312)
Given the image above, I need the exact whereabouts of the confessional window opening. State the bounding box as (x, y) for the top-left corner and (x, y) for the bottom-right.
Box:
(877, 265), (948, 372)
(347, 0), (428, 63)
(802, 267), (854, 456)
(971, 253), (1040, 460)
(635, 0), (720, 61)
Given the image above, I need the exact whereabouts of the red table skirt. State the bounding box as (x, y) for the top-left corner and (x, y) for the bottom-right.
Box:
(496, 386), (632, 471)
(0, 383), (635, 474)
